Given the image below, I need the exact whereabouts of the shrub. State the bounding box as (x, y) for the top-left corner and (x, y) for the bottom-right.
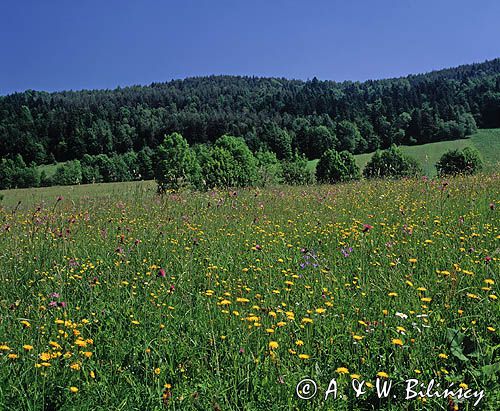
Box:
(154, 132), (202, 192)
(316, 149), (360, 183)
(52, 160), (82, 186)
(281, 153), (315, 185)
(255, 150), (282, 187)
(363, 145), (422, 179)
(435, 147), (483, 176)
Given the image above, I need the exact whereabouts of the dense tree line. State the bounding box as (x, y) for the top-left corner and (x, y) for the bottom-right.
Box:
(1, 59), (499, 167)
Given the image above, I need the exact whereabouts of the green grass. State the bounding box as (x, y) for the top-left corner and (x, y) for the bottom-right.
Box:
(308, 129), (500, 177)
(0, 174), (498, 410)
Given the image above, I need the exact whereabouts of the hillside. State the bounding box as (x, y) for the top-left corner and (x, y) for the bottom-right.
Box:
(307, 128), (499, 177)
(1, 58), (500, 167)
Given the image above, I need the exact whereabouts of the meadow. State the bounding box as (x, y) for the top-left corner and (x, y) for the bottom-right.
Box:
(0, 174), (498, 410)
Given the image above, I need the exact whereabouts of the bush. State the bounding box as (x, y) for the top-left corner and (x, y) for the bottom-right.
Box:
(281, 153), (315, 185)
(255, 150), (282, 186)
(363, 145), (422, 179)
(52, 160), (83, 186)
(316, 149), (360, 183)
(154, 132), (202, 192)
(214, 135), (258, 187)
(435, 147), (483, 176)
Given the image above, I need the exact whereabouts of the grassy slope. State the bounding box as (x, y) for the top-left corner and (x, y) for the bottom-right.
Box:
(308, 128), (500, 176)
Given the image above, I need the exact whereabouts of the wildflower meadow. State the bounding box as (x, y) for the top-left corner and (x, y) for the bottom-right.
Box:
(0, 174), (498, 410)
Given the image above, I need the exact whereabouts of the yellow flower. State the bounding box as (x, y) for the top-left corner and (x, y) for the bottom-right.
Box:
(421, 297), (432, 303)
(23, 345), (33, 351)
(484, 279), (495, 285)
(90, 370), (96, 379)
(377, 371), (389, 379)
(39, 352), (51, 361)
(353, 335), (364, 341)
(219, 299), (231, 306)
(459, 383), (468, 389)
(69, 386), (79, 393)
(350, 374), (361, 379)
(301, 317), (313, 324)
(265, 328), (274, 333)
(236, 298), (249, 303)
(298, 354), (310, 360)
(315, 308), (326, 314)
(131, 320), (140, 325)
(438, 353), (448, 359)
(336, 367), (349, 374)
(70, 363), (81, 370)
(0, 345), (10, 351)
(487, 327), (495, 332)
(8, 353), (18, 359)
(269, 341), (279, 350)
(295, 340), (304, 346)
(20, 320), (31, 328)
(409, 258), (417, 263)
(392, 338), (403, 346)
(388, 292), (398, 297)
(154, 368), (161, 375)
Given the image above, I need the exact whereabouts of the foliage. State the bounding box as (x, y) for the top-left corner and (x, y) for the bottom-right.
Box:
(154, 132), (202, 191)
(52, 160), (83, 186)
(316, 149), (360, 183)
(436, 147), (483, 176)
(363, 145), (422, 179)
(1, 59), (499, 165)
(281, 152), (315, 185)
(255, 150), (282, 186)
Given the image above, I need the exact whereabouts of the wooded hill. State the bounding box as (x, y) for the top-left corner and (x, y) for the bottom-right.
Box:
(1, 58), (499, 164)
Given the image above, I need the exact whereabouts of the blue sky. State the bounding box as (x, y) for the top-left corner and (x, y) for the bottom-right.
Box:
(1, 0), (499, 95)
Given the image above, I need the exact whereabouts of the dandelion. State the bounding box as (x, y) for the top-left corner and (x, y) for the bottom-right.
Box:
(377, 371), (389, 379)
(392, 338), (404, 346)
(23, 345), (33, 351)
(298, 354), (310, 359)
(336, 367), (349, 374)
(269, 341), (279, 350)
(438, 353), (448, 359)
(69, 386), (79, 393)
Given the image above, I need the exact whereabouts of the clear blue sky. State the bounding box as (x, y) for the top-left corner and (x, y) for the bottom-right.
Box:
(1, 0), (499, 95)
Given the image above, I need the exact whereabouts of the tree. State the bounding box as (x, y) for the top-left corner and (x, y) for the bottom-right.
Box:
(316, 149), (360, 183)
(435, 147), (483, 176)
(214, 135), (258, 187)
(281, 153), (314, 185)
(52, 160), (83, 186)
(336, 120), (363, 153)
(255, 149), (282, 186)
(363, 145), (422, 179)
(154, 132), (202, 191)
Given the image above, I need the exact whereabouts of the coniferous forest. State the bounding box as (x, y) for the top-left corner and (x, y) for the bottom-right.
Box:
(0, 58), (499, 187)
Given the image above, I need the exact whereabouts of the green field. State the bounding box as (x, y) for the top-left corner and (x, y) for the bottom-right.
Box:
(308, 129), (500, 177)
(0, 173), (498, 410)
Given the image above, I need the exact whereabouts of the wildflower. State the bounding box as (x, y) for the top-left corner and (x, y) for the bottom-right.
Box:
(353, 335), (364, 341)
(392, 338), (404, 346)
(69, 386), (79, 393)
(350, 374), (361, 379)
(154, 368), (161, 375)
(362, 224), (373, 233)
(409, 258), (417, 263)
(377, 371), (389, 379)
(295, 340), (304, 346)
(8, 353), (18, 359)
(336, 367), (349, 374)
(438, 353), (448, 359)
(269, 341), (279, 350)
(298, 354), (310, 360)
(157, 268), (166, 277)
(23, 345), (33, 351)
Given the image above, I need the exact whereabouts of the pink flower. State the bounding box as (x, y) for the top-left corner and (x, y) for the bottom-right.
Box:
(362, 224), (373, 233)
(157, 268), (166, 278)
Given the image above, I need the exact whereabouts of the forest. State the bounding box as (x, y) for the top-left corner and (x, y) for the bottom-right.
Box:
(0, 58), (499, 170)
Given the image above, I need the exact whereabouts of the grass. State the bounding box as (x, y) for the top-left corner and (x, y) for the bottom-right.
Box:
(307, 129), (500, 177)
(0, 174), (498, 410)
